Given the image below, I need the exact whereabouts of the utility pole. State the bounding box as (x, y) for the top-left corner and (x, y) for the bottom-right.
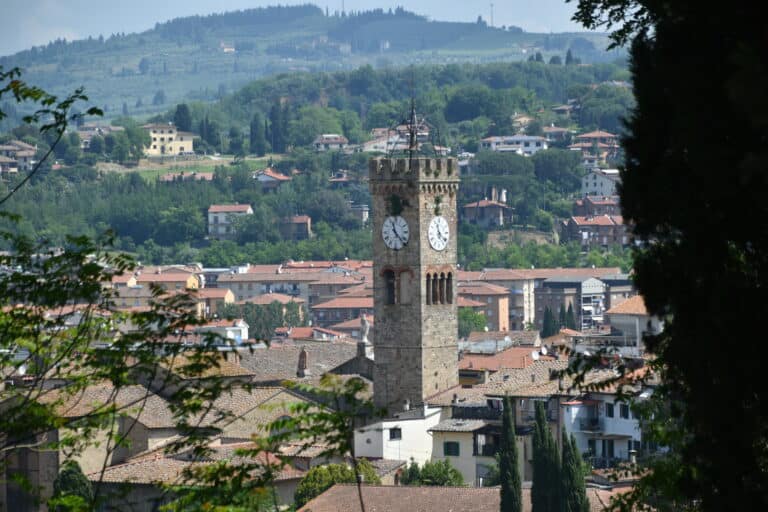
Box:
(490, 3), (494, 28)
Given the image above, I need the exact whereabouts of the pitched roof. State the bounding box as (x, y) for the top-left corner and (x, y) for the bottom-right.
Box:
(458, 282), (510, 296)
(136, 272), (196, 283)
(296, 484), (629, 512)
(40, 384), (177, 429)
(90, 443), (304, 485)
(240, 342), (358, 383)
(576, 130), (617, 139)
(457, 296), (484, 307)
(158, 353), (255, 379)
(429, 418), (490, 432)
(194, 288), (233, 299)
(570, 215), (620, 227)
(330, 316), (374, 330)
(258, 167), (292, 181)
(311, 297), (373, 309)
(459, 346), (552, 371)
(466, 330), (540, 346)
(208, 204), (253, 213)
(605, 295), (648, 316)
(242, 292), (305, 305)
(462, 267), (623, 282)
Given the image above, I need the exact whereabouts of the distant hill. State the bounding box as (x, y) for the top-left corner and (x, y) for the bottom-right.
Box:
(0, 4), (616, 124)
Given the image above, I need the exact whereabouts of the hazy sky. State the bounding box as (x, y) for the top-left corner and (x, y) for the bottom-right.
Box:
(0, 0), (588, 57)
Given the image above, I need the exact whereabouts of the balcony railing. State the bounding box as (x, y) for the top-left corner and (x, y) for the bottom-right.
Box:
(579, 418), (605, 432)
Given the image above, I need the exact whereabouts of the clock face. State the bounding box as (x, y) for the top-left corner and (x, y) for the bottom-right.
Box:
(428, 216), (449, 251)
(382, 215), (409, 250)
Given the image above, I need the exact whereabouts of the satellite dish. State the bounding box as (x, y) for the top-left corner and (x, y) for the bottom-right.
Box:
(484, 326), (489, 332)
(584, 350), (591, 357)
(18, 364), (26, 376)
(531, 350), (540, 361)
(541, 346), (548, 356)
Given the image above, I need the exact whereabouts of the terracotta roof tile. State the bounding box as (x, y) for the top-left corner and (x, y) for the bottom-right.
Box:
(241, 292), (305, 305)
(605, 295), (647, 316)
(311, 297), (373, 309)
(298, 484), (625, 512)
(208, 204), (253, 213)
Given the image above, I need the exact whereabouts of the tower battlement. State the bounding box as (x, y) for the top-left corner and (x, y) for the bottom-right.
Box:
(369, 157), (459, 183)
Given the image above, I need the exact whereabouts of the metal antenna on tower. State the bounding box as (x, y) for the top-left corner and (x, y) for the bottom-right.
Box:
(490, 3), (494, 27)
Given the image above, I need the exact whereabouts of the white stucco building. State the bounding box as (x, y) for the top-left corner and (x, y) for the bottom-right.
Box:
(582, 169), (621, 196)
(354, 406), (445, 465)
(479, 135), (548, 156)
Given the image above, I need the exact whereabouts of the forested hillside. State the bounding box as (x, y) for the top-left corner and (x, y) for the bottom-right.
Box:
(0, 59), (633, 271)
(0, 5), (616, 127)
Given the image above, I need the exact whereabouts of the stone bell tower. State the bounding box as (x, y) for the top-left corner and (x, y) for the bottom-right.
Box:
(369, 156), (459, 414)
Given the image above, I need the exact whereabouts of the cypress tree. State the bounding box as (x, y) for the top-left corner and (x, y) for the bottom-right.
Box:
(50, 461), (94, 511)
(558, 305), (567, 329)
(250, 113), (266, 156)
(566, 303), (577, 330)
(532, 401), (561, 512)
(561, 431), (589, 512)
(500, 396), (522, 512)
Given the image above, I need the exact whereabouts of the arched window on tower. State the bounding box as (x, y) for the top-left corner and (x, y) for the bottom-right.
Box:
(439, 273), (446, 304)
(384, 270), (396, 305)
(446, 272), (453, 304)
(425, 273), (432, 305)
(431, 273), (439, 305)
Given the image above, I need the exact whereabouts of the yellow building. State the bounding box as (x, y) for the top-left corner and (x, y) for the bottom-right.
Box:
(143, 123), (196, 156)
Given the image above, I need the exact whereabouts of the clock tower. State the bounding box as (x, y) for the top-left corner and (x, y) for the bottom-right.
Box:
(369, 156), (460, 413)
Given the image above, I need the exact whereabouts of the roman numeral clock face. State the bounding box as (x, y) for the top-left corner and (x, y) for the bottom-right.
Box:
(428, 216), (449, 251)
(382, 215), (409, 250)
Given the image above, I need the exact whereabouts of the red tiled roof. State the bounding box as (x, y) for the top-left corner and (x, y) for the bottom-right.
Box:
(571, 215), (619, 227)
(194, 288), (233, 299)
(576, 130), (617, 139)
(208, 204), (252, 213)
(136, 273), (195, 283)
(298, 484), (631, 512)
(311, 297), (373, 309)
(330, 316), (374, 330)
(241, 292), (304, 305)
(605, 295), (647, 316)
(458, 282), (510, 296)
(457, 296), (485, 307)
(459, 346), (553, 371)
(259, 168), (292, 181)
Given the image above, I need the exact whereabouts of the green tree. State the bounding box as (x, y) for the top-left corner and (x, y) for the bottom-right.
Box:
(88, 134), (104, 154)
(500, 396), (522, 512)
(400, 459), (422, 485)
(549, 55), (563, 65)
(152, 89), (165, 106)
(541, 306), (558, 338)
(532, 401), (560, 512)
(249, 112), (267, 156)
(49, 461), (94, 512)
(565, 303), (577, 330)
(294, 460), (380, 508)
(458, 307), (486, 338)
(173, 103), (192, 132)
(561, 431), (589, 512)
(558, 304), (567, 329)
(571, 1), (768, 509)
(400, 459), (464, 487)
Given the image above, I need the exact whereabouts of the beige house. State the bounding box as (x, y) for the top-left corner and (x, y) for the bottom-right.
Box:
(457, 282), (510, 332)
(143, 123), (196, 156)
(207, 204), (254, 239)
